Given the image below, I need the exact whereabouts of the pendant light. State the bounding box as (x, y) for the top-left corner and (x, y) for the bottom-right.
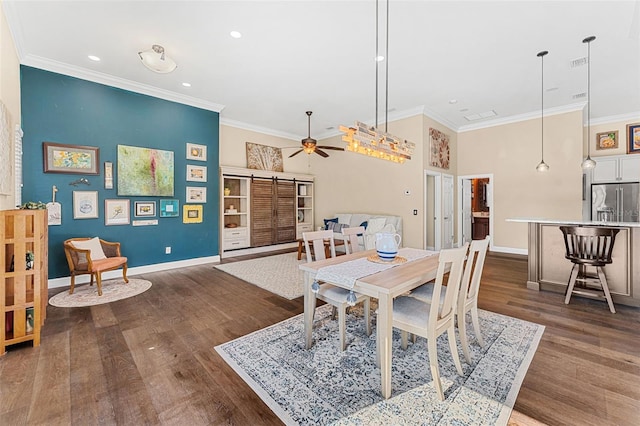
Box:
(581, 36), (596, 169)
(536, 50), (549, 172)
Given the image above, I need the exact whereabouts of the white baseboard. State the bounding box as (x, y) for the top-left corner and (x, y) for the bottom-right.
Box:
(490, 245), (528, 256)
(47, 255), (221, 289)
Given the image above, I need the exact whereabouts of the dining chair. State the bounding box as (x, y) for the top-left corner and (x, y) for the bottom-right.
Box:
(341, 226), (365, 255)
(389, 243), (468, 401)
(303, 230), (371, 351)
(409, 236), (490, 363)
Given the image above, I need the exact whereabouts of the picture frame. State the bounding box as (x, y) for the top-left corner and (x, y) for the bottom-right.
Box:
(104, 161), (113, 189)
(246, 142), (284, 172)
(72, 191), (99, 219)
(160, 199), (179, 217)
(627, 123), (640, 154)
(186, 186), (207, 203)
(183, 204), (203, 224)
(104, 199), (130, 225)
(186, 142), (207, 161)
(134, 201), (156, 217)
(595, 131), (618, 150)
(43, 142), (100, 174)
(186, 164), (207, 182)
(117, 145), (174, 196)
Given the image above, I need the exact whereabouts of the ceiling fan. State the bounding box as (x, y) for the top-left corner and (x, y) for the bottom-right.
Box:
(288, 111), (345, 158)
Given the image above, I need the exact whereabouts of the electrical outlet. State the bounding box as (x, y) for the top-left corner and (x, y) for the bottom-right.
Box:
(165, 247), (171, 254)
(413, 209), (418, 215)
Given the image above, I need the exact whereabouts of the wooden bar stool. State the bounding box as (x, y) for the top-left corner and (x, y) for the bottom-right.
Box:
(559, 226), (619, 313)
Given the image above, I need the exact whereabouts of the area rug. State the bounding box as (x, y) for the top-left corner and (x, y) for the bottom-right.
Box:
(48, 278), (152, 307)
(215, 305), (544, 425)
(214, 252), (305, 299)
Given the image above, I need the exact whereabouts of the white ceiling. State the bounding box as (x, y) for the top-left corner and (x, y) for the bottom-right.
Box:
(3, 1), (640, 141)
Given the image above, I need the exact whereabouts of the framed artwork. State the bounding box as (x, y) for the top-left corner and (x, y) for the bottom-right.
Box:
(134, 201), (156, 217)
(43, 142), (100, 174)
(595, 131), (618, 150)
(627, 123), (640, 154)
(160, 199), (179, 217)
(117, 145), (174, 196)
(104, 161), (113, 189)
(246, 142), (283, 172)
(183, 205), (203, 223)
(429, 128), (450, 169)
(186, 142), (207, 161)
(186, 164), (207, 182)
(73, 191), (99, 219)
(186, 186), (207, 203)
(105, 199), (130, 225)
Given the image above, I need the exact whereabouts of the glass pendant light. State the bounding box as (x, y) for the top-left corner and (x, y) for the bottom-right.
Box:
(536, 50), (549, 172)
(581, 36), (596, 169)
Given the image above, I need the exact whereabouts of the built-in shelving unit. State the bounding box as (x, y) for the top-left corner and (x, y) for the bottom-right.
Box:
(221, 176), (250, 251)
(296, 182), (314, 239)
(1, 209), (48, 355)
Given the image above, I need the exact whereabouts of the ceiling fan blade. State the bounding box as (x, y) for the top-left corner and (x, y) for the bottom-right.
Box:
(315, 148), (329, 158)
(317, 146), (345, 151)
(288, 149), (304, 158)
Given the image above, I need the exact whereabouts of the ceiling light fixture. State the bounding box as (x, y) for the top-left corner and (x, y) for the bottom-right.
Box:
(230, 31), (242, 39)
(182, 82), (191, 87)
(88, 55), (100, 62)
(581, 36), (596, 169)
(138, 44), (177, 74)
(536, 50), (549, 172)
(339, 0), (414, 164)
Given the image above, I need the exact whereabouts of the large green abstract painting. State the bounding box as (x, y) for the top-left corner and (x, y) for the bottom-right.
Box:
(117, 145), (174, 196)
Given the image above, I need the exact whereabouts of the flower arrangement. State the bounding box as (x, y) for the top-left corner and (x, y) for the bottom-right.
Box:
(20, 201), (47, 210)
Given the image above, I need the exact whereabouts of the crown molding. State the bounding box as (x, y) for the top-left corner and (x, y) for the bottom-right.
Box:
(421, 106), (459, 131)
(457, 102), (587, 133)
(220, 117), (301, 141)
(20, 55), (225, 113)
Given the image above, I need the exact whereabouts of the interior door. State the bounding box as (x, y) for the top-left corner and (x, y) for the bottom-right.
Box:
(461, 179), (472, 245)
(442, 174), (454, 249)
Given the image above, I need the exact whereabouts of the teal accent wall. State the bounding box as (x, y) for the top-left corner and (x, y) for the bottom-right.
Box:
(20, 66), (220, 278)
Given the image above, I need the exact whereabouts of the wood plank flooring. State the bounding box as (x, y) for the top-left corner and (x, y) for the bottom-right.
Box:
(1, 250), (639, 425)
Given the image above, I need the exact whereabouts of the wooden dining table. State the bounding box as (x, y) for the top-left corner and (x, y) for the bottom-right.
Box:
(299, 248), (440, 399)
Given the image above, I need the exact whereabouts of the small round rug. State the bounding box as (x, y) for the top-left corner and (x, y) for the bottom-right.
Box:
(49, 278), (152, 308)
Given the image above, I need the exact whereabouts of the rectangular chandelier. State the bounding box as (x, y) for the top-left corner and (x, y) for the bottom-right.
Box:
(339, 121), (415, 163)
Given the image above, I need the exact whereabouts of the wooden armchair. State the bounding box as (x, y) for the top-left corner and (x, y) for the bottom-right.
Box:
(63, 237), (128, 296)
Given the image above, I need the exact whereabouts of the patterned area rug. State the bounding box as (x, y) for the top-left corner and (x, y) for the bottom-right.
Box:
(214, 252), (304, 299)
(48, 278), (152, 307)
(216, 304), (544, 425)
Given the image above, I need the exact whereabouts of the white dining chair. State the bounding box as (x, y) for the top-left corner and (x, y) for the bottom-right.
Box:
(390, 243), (468, 401)
(303, 230), (371, 351)
(409, 236), (490, 363)
(341, 226), (365, 255)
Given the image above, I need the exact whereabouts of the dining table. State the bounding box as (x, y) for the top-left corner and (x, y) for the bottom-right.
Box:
(299, 247), (440, 399)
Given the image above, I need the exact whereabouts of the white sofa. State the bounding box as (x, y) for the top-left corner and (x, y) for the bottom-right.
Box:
(325, 213), (403, 250)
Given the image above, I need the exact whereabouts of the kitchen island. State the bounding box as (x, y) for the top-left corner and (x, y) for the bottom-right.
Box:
(508, 218), (640, 308)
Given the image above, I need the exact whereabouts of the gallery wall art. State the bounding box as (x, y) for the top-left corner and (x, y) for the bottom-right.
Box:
(429, 128), (450, 169)
(246, 142), (284, 172)
(117, 145), (174, 196)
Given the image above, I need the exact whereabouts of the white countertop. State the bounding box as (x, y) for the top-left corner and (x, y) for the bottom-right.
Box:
(506, 218), (640, 228)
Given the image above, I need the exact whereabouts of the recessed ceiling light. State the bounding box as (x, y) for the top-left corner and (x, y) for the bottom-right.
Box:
(88, 55), (100, 61)
(230, 31), (242, 39)
(375, 55), (385, 62)
(449, 99), (458, 104)
(182, 82), (191, 87)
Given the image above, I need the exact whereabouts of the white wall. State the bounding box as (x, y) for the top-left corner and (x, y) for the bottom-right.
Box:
(0, 1), (20, 210)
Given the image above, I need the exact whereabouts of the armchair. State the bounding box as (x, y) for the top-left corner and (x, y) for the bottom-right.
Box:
(63, 237), (128, 296)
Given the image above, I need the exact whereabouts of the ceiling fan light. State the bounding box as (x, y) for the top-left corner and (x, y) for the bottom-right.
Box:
(138, 44), (177, 74)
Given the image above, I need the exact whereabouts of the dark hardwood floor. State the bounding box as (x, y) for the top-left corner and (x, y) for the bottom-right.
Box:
(1, 250), (639, 425)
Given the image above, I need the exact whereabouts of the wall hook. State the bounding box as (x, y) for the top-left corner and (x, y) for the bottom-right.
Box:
(69, 178), (90, 186)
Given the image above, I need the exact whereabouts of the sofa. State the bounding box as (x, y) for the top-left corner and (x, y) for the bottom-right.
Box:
(324, 213), (403, 250)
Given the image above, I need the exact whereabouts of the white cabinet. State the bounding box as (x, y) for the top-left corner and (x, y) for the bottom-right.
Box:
(221, 176), (250, 250)
(591, 155), (640, 183)
(296, 182), (314, 239)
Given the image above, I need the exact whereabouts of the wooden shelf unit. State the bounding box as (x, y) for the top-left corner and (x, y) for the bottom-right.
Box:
(1, 209), (48, 355)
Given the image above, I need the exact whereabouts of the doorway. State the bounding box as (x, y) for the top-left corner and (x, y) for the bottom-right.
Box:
(424, 170), (441, 251)
(457, 174), (494, 248)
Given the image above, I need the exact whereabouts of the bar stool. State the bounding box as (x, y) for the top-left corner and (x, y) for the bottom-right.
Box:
(559, 226), (619, 313)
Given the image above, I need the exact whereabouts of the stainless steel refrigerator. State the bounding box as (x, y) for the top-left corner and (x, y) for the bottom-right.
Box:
(592, 182), (640, 222)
